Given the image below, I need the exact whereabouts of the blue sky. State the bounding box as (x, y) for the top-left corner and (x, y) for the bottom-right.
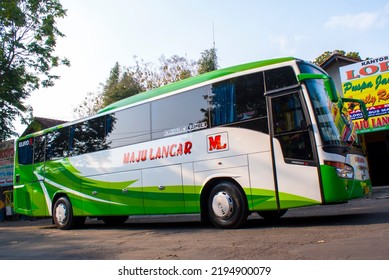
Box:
(20, 0), (389, 134)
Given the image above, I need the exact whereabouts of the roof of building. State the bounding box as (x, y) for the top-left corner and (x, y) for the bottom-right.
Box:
(319, 51), (361, 70)
(21, 117), (67, 137)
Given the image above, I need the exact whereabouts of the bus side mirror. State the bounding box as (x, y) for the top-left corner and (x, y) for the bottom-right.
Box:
(324, 78), (339, 103)
(297, 73), (339, 102)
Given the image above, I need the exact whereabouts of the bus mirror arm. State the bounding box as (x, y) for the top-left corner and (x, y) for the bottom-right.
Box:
(324, 78), (338, 103)
(341, 98), (369, 121)
(297, 74), (338, 102)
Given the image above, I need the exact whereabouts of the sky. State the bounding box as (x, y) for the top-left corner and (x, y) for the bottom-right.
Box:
(16, 0), (389, 135)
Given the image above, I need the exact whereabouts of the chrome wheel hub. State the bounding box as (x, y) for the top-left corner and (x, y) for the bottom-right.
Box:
(55, 203), (67, 225)
(212, 191), (234, 219)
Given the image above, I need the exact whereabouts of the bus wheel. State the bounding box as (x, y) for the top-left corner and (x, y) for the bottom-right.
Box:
(53, 196), (83, 230)
(102, 216), (128, 226)
(208, 181), (247, 229)
(257, 209), (287, 221)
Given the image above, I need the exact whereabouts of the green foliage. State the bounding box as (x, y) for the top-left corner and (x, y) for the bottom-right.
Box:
(102, 62), (142, 108)
(74, 48), (218, 118)
(0, 0), (69, 140)
(158, 55), (197, 86)
(198, 47), (218, 74)
(130, 54), (198, 91)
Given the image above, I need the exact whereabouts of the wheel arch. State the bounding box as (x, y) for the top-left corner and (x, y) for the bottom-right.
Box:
(51, 192), (72, 216)
(52, 193), (86, 230)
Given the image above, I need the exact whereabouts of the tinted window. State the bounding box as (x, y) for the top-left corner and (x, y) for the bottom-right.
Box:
(151, 86), (209, 139)
(265, 66), (297, 91)
(210, 72), (266, 128)
(298, 62), (324, 75)
(106, 103), (151, 148)
(33, 135), (46, 163)
(46, 127), (69, 161)
(17, 138), (33, 165)
(71, 116), (107, 156)
(271, 92), (314, 162)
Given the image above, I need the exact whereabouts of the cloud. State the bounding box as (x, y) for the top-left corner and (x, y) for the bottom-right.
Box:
(272, 34), (306, 56)
(325, 4), (389, 31)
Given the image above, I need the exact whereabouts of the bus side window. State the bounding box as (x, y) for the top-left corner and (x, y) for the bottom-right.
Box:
(18, 138), (33, 165)
(46, 128), (69, 161)
(151, 87), (209, 139)
(33, 135), (46, 163)
(235, 72), (266, 121)
(106, 103), (151, 148)
(71, 116), (107, 156)
(265, 66), (297, 91)
(210, 72), (266, 129)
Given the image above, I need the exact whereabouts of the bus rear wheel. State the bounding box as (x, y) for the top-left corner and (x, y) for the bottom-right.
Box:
(53, 196), (85, 230)
(207, 181), (247, 229)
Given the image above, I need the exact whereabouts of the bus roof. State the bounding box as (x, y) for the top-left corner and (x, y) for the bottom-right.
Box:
(98, 57), (295, 114)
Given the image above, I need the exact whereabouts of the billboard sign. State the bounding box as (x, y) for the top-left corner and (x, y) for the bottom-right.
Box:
(340, 55), (389, 133)
(0, 140), (14, 187)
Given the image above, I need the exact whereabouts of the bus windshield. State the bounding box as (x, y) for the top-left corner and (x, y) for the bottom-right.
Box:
(305, 78), (344, 146)
(298, 62), (350, 147)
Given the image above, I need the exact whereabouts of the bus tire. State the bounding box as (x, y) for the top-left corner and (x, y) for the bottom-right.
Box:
(53, 196), (84, 230)
(208, 181), (247, 229)
(257, 209), (287, 221)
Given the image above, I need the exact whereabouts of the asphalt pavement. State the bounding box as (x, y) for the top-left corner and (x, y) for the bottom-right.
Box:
(0, 185), (388, 224)
(371, 185), (389, 199)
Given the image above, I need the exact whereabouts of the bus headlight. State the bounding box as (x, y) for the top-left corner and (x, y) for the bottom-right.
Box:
(324, 161), (354, 179)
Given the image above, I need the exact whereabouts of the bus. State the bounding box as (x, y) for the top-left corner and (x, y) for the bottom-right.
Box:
(13, 57), (372, 230)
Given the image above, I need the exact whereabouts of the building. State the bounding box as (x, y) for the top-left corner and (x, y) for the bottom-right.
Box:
(320, 52), (389, 187)
(20, 117), (67, 137)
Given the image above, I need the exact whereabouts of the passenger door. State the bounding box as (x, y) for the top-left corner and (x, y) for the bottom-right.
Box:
(267, 90), (322, 209)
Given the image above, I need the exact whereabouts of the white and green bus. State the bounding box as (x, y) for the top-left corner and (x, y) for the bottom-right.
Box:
(14, 57), (372, 229)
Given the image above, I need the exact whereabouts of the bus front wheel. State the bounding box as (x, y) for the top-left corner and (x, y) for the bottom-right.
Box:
(53, 196), (85, 230)
(208, 181), (247, 229)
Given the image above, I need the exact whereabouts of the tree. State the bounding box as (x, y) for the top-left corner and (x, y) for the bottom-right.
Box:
(0, 0), (69, 140)
(130, 54), (197, 91)
(74, 49), (219, 117)
(198, 47), (218, 74)
(74, 62), (143, 118)
(73, 90), (103, 119)
(158, 54), (197, 85)
(313, 50), (362, 66)
(101, 62), (142, 108)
